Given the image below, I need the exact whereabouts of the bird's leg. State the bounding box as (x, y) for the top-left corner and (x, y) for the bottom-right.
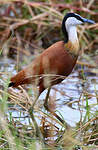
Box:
(28, 81), (47, 142)
(31, 80), (45, 108)
(28, 94), (44, 142)
(28, 86), (44, 142)
(44, 87), (65, 125)
(44, 87), (51, 111)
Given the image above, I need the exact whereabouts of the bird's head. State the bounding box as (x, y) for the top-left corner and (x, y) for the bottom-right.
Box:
(62, 12), (95, 42)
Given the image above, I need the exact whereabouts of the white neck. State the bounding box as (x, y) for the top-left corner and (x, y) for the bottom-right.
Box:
(67, 26), (78, 43)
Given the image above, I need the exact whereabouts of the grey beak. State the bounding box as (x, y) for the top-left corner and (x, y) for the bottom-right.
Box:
(82, 18), (95, 24)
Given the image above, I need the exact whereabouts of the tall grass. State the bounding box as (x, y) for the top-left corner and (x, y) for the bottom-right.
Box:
(0, 0), (98, 149)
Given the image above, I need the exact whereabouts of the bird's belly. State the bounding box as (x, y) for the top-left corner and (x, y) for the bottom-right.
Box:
(60, 61), (75, 76)
(45, 56), (77, 86)
(51, 54), (77, 77)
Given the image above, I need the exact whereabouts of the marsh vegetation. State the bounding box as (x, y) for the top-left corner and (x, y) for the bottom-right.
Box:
(0, 0), (98, 149)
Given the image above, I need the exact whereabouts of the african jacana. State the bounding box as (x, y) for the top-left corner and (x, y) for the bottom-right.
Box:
(9, 13), (95, 123)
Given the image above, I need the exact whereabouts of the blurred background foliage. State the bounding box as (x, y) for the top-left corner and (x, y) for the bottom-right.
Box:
(0, 0), (98, 150)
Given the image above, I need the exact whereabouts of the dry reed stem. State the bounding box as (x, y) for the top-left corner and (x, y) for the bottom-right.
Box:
(77, 117), (97, 132)
(0, 0), (97, 148)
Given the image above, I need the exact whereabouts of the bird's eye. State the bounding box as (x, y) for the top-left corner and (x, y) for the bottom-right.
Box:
(75, 15), (84, 22)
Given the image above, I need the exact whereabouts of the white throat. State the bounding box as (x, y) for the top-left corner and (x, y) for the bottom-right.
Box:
(65, 17), (82, 43)
(67, 26), (78, 43)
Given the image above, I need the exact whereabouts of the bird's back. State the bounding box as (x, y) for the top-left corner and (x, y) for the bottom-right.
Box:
(10, 41), (78, 89)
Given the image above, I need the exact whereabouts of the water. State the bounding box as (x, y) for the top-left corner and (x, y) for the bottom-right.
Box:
(0, 58), (98, 127)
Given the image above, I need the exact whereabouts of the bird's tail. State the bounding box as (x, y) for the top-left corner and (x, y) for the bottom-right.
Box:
(9, 69), (32, 87)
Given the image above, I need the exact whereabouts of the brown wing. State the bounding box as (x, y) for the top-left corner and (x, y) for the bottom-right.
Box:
(9, 41), (78, 93)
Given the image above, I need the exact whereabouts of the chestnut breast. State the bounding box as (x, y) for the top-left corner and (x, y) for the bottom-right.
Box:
(34, 41), (78, 77)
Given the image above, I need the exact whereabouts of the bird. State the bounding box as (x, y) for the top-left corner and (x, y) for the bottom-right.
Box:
(9, 13), (95, 123)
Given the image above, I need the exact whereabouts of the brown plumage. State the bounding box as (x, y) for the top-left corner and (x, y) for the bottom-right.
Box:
(9, 41), (78, 94)
(9, 13), (95, 96)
